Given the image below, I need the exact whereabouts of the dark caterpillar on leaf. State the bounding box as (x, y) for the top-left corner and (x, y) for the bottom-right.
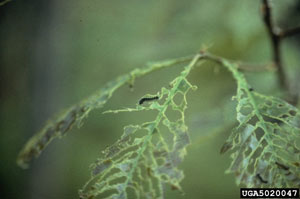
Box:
(139, 96), (159, 105)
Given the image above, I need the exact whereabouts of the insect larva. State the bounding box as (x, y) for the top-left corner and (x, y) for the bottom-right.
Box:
(138, 96), (159, 105)
(256, 174), (268, 183)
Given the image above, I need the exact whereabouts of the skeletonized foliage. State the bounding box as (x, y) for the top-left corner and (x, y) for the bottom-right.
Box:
(17, 52), (300, 198)
(79, 56), (201, 199)
(220, 59), (300, 187)
(17, 56), (192, 169)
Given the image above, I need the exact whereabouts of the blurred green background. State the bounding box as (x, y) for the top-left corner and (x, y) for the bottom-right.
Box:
(0, 0), (299, 198)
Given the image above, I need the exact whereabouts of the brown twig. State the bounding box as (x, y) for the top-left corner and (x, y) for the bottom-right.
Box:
(197, 51), (273, 73)
(199, 47), (274, 73)
(261, 0), (287, 90)
(260, 0), (300, 105)
(280, 26), (300, 38)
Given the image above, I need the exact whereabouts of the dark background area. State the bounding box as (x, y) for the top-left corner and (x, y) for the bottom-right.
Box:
(0, 0), (299, 198)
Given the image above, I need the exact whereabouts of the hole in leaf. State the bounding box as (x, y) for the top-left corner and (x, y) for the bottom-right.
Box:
(254, 128), (264, 142)
(273, 138), (286, 147)
(247, 157), (255, 173)
(159, 123), (174, 147)
(95, 187), (119, 199)
(172, 93), (184, 107)
(161, 174), (168, 181)
(289, 110), (297, 116)
(260, 139), (268, 149)
(277, 104), (284, 108)
(240, 106), (252, 116)
(265, 100), (272, 106)
(293, 162), (300, 167)
(252, 146), (263, 159)
(112, 145), (139, 163)
(92, 159), (113, 176)
(244, 147), (252, 156)
(273, 128), (280, 135)
(280, 114), (289, 119)
(131, 172), (144, 192)
(248, 115), (259, 125)
(135, 163), (147, 179)
(150, 175), (162, 197)
(165, 106), (182, 122)
(134, 128), (149, 139)
(103, 168), (121, 178)
(262, 152), (271, 161)
(262, 115), (281, 124)
(109, 176), (127, 186)
(151, 132), (160, 144)
(126, 186), (138, 199)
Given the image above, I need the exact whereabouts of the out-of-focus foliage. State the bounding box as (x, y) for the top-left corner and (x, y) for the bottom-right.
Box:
(0, 0), (11, 7)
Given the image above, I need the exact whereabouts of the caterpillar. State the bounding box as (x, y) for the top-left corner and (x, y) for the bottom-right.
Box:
(138, 96), (159, 105)
(256, 173), (268, 184)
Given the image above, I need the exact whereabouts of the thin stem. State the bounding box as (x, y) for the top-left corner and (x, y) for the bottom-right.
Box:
(260, 0), (300, 105)
(261, 0), (288, 91)
(280, 26), (300, 38)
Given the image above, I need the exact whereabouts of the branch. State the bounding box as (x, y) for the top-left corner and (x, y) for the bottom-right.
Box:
(261, 0), (288, 91)
(260, 0), (299, 105)
(280, 26), (300, 38)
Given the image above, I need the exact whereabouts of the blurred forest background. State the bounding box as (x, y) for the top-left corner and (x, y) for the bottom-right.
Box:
(0, 0), (299, 198)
